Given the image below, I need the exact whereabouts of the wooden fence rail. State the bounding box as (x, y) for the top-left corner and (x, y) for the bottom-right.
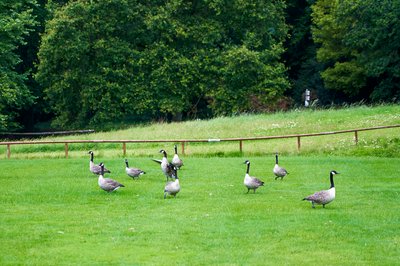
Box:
(1, 125), (399, 159)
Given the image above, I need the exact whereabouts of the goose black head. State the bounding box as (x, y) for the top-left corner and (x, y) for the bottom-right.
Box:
(88, 151), (93, 154)
(160, 149), (167, 157)
(330, 170), (340, 175)
(243, 160), (250, 165)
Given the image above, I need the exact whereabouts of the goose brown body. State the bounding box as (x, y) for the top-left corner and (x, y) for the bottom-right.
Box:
(171, 145), (183, 169)
(243, 160), (264, 193)
(303, 170), (339, 208)
(164, 167), (180, 199)
(98, 163), (124, 192)
(125, 159), (145, 179)
(89, 151), (110, 175)
(159, 150), (176, 180)
(273, 153), (288, 180)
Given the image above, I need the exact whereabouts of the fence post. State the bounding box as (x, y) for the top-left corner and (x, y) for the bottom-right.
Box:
(181, 142), (185, 155)
(7, 144), (11, 159)
(65, 143), (68, 158)
(123, 142), (126, 156)
(354, 131), (358, 144)
(239, 140), (243, 153)
(297, 136), (301, 151)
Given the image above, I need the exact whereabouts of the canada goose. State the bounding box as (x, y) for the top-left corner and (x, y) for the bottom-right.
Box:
(158, 149), (176, 180)
(243, 160), (264, 193)
(303, 170), (340, 208)
(125, 159), (145, 179)
(98, 163), (125, 192)
(273, 152), (288, 180)
(164, 166), (180, 199)
(171, 144), (183, 169)
(88, 151), (111, 175)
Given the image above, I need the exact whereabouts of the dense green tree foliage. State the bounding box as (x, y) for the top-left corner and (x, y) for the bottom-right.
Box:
(2, 0), (399, 131)
(312, 0), (400, 102)
(283, 0), (326, 104)
(0, 0), (38, 131)
(35, 0), (289, 128)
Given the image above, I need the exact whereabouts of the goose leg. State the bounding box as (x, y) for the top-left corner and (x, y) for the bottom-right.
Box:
(247, 188), (250, 194)
(312, 202), (315, 208)
(164, 192), (167, 199)
(323, 204), (325, 208)
(275, 176), (278, 180)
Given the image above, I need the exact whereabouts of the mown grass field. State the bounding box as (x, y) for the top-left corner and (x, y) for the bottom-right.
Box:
(0, 155), (399, 265)
(0, 105), (399, 264)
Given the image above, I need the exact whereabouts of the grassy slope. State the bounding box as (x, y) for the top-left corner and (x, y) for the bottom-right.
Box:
(0, 156), (399, 265)
(1, 104), (400, 158)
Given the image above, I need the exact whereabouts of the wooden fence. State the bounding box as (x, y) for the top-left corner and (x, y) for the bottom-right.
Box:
(1, 125), (399, 159)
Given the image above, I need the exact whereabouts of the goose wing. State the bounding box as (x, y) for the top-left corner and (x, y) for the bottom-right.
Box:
(152, 159), (163, 164)
(303, 190), (328, 203)
(274, 165), (288, 176)
(245, 175), (264, 188)
(252, 177), (265, 186)
(126, 167), (145, 177)
(91, 164), (102, 175)
(92, 164), (111, 174)
(103, 178), (124, 190)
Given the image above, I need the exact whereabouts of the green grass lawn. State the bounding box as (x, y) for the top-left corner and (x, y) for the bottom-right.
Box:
(1, 155), (399, 265)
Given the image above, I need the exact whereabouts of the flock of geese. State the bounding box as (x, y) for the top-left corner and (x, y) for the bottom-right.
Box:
(88, 146), (340, 208)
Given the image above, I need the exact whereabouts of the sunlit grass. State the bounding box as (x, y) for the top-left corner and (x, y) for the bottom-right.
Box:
(0, 156), (399, 265)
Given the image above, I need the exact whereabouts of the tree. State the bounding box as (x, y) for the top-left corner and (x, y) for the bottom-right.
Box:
(36, 0), (153, 128)
(36, 0), (289, 128)
(312, 0), (400, 102)
(283, 0), (334, 105)
(0, 0), (37, 131)
(206, 0), (289, 114)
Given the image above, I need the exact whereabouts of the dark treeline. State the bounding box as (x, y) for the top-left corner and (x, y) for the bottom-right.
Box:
(1, 0), (399, 131)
